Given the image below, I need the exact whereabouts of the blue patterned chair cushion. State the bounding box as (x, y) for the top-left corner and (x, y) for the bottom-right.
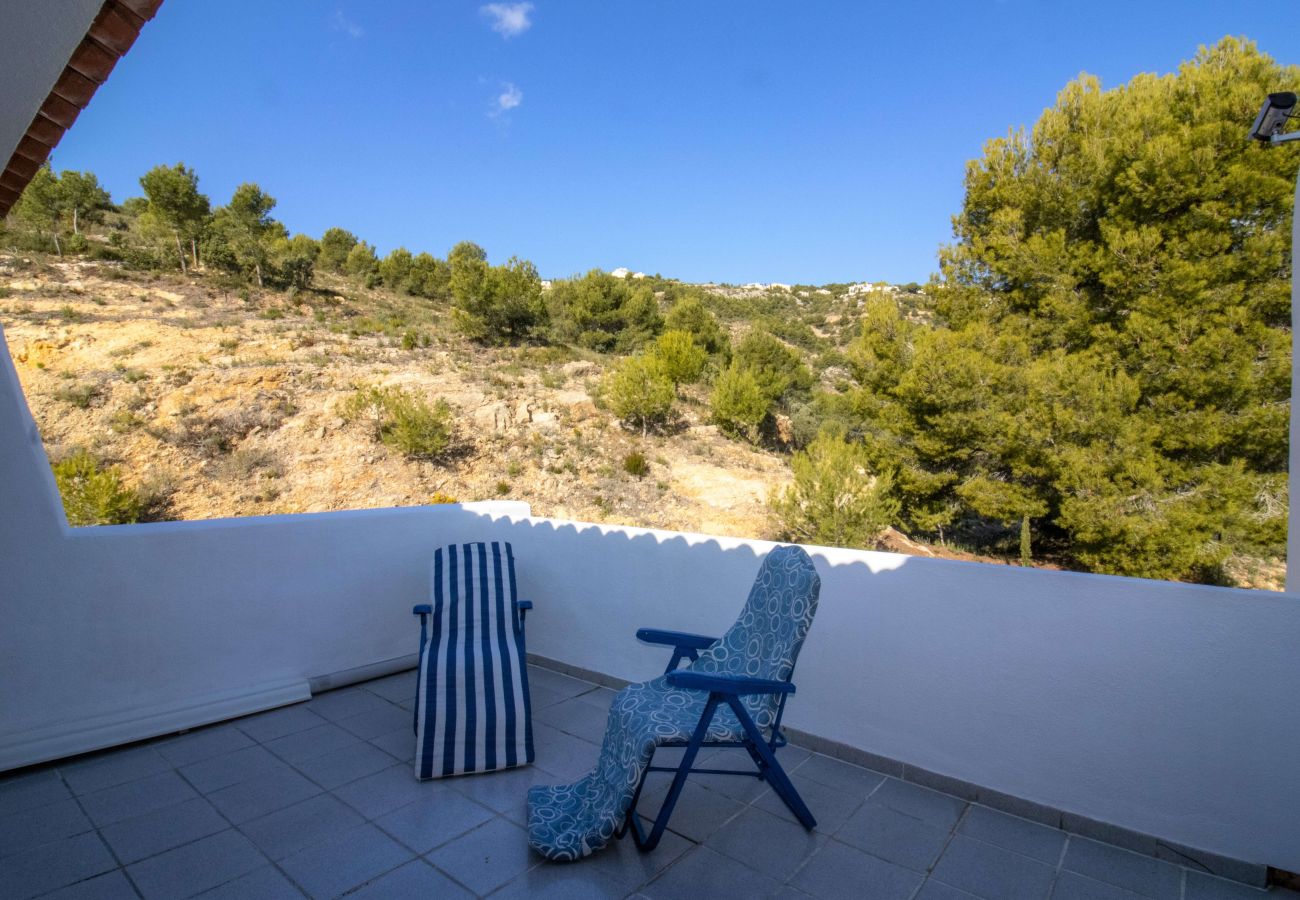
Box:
(528, 545), (820, 860)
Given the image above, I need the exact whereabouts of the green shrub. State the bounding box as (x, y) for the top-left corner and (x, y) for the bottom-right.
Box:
(161, 401), (294, 456)
(451, 255), (547, 344)
(344, 241), (379, 277)
(342, 385), (453, 459)
(710, 364), (768, 441)
(770, 430), (899, 548)
(754, 314), (823, 352)
(114, 365), (147, 383)
(379, 247), (414, 290)
(652, 330), (706, 387)
(108, 408), (143, 433)
(401, 329), (430, 350)
(54, 382), (101, 409)
(622, 451), (649, 478)
(734, 329), (813, 404)
(547, 269), (662, 351)
(51, 450), (144, 526)
(663, 293), (730, 359)
(217, 447), (284, 481)
(602, 355), (675, 437)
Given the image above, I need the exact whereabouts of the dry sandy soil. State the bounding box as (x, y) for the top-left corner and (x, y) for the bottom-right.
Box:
(2, 255), (1283, 590)
(0, 257), (791, 538)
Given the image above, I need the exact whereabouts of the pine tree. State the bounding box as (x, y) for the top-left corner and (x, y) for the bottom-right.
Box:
(844, 37), (1298, 580)
(139, 163), (210, 272)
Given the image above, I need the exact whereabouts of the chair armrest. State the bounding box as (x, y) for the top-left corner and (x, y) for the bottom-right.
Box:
(518, 600), (533, 612)
(635, 629), (717, 650)
(412, 604), (431, 616)
(666, 670), (795, 696)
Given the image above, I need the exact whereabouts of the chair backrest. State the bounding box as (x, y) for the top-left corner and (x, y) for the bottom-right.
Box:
(416, 541), (533, 778)
(691, 544), (821, 729)
(429, 541), (524, 635)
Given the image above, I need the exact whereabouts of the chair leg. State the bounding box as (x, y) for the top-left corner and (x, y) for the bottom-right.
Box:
(742, 740), (770, 781)
(628, 694), (720, 852)
(727, 697), (817, 831)
(616, 761), (653, 842)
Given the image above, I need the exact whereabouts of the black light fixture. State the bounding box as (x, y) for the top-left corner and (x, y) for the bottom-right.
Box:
(1249, 92), (1300, 144)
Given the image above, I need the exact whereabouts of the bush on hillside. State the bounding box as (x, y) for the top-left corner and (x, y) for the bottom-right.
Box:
(602, 355), (675, 437)
(52, 449), (144, 526)
(547, 269), (662, 351)
(770, 430), (899, 549)
(342, 385), (454, 459)
(710, 364), (768, 441)
(652, 330), (707, 387)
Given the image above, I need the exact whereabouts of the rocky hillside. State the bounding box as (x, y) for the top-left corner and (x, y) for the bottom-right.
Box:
(0, 255), (790, 537)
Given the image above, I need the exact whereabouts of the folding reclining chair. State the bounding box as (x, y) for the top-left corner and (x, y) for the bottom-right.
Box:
(412, 541), (535, 780)
(527, 544), (820, 860)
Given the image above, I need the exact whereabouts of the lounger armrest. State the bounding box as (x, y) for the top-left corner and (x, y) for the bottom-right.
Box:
(635, 629), (717, 650)
(412, 604), (432, 616)
(665, 671), (795, 696)
(518, 600), (533, 612)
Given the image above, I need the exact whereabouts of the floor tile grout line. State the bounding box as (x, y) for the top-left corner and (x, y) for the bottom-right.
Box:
(420, 812), (540, 899)
(324, 855), (425, 900)
(910, 796), (971, 893)
(167, 745), (316, 900)
(631, 836), (710, 896)
(48, 766), (147, 900)
(777, 793), (871, 891)
(56, 748), (173, 801)
(1042, 832), (1072, 899)
(14, 667), (1269, 900)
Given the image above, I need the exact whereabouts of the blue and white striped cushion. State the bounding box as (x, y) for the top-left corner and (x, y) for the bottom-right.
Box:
(415, 541), (534, 779)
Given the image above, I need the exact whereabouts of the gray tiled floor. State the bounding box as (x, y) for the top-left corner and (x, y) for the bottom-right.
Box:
(1, 665), (1295, 900)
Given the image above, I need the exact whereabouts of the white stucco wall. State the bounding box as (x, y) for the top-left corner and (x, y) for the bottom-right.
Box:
(2, 323), (1298, 871)
(500, 517), (1300, 871)
(0, 324), (527, 765)
(0, 0), (104, 168)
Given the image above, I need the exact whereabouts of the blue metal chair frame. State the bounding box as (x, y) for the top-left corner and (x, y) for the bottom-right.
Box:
(614, 627), (816, 851)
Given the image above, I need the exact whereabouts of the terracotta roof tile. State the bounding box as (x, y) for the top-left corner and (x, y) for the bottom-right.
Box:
(13, 136), (54, 166)
(27, 114), (65, 146)
(1, 1), (162, 219)
(88, 5), (142, 55)
(7, 154), (42, 182)
(68, 39), (120, 84)
(52, 69), (99, 108)
(39, 94), (84, 130)
(115, 0), (165, 19)
(0, 170), (27, 193)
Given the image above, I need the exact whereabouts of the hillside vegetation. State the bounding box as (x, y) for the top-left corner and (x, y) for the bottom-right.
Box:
(1, 37), (1294, 590)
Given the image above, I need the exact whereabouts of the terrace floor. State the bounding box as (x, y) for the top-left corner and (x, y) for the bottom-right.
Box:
(1, 665), (1292, 900)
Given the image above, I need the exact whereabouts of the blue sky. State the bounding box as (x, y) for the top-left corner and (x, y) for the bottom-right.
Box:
(52, 2), (1296, 284)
